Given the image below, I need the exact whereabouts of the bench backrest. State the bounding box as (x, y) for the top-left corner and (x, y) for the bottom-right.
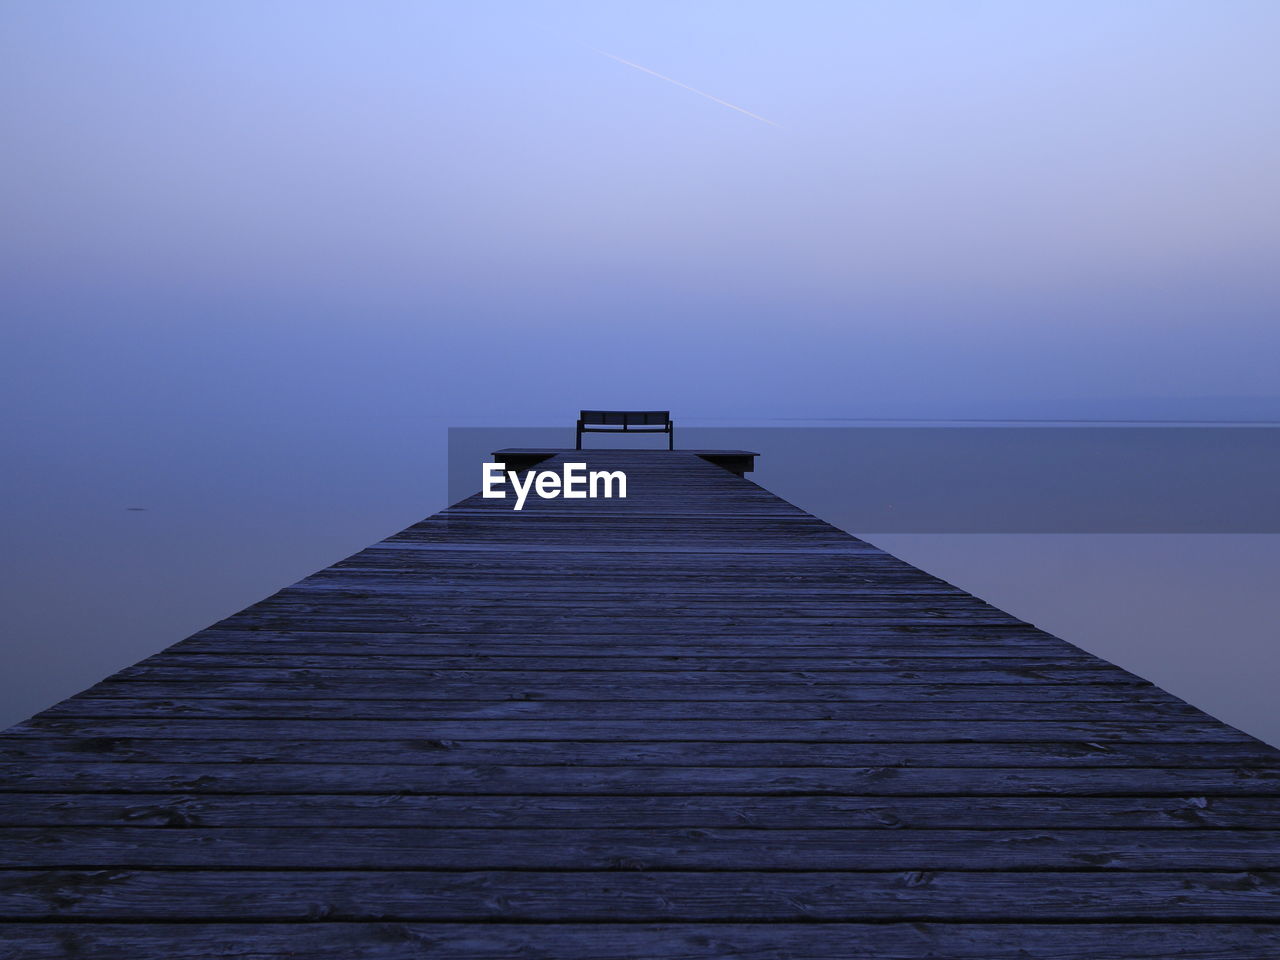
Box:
(579, 410), (670, 426)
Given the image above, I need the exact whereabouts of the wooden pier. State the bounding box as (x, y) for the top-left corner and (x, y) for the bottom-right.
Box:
(2, 449), (1280, 958)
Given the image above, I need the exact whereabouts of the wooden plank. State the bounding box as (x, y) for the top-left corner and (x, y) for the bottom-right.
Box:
(219, 603), (1028, 622)
(237, 566), (986, 582)
(140, 654), (1112, 672)
(108, 665), (1143, 684)
(187, 621), (1075, 636)
(170, 639), (1083, 657)
(64, 680), (1174, 702)
(13, 717), (1251, 742)
(297, 586), (982, 599)
(243, 584), (1007, 601)
(5, 869), (1280, 921)
(2, 794), (1272, 829)
(178, 634), (1082, 653)
(42, 694), (1197, 720)
(0, 738), (1267, 768)
(209, 615), (1035, 634)
(5, 827), (1280, 870)
(2, 763), (1277, 796)
(4, 921), (1280, 960)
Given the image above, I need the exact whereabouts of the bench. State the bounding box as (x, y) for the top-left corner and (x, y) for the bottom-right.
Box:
(576, 410), (674, 450)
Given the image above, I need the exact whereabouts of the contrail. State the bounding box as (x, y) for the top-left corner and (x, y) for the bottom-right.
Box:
(595, 49), (779, 127)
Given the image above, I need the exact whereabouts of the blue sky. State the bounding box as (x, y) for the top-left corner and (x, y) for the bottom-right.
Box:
(4, 0), (1279, 425)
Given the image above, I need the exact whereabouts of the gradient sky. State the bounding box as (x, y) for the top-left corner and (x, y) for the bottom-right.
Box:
(4, 0), (1279, 427)
(2, 3), (1279, 735)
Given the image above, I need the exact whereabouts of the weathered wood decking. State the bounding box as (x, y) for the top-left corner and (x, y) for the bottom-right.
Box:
(3, 449), (1280, 958)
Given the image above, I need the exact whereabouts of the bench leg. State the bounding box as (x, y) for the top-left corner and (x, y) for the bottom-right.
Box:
(668, 426), (674, 450)
(576, 427), (582, 450)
